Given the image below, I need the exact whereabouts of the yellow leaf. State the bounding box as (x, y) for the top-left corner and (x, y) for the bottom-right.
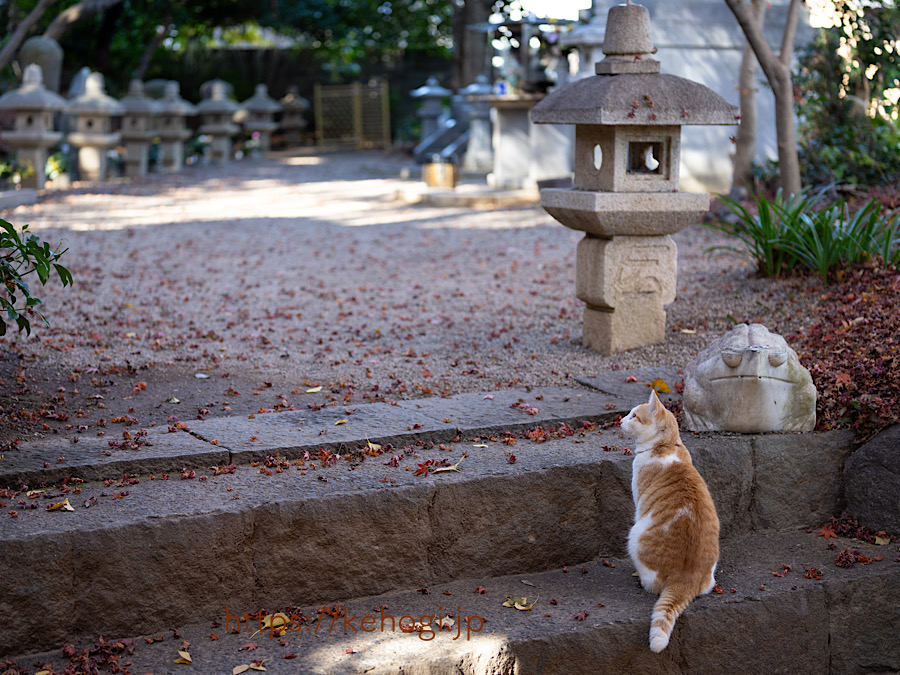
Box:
(249, 662), (267, 672)
(520, 579), (535, 587)
(47, 502), (63, 511)
(650, 378), (671, 394)
(168, 397), (181, 404)
(438, 616), (454, 629)
(366, 440), (382, 453)
(515, 596), (538, 611)
(61, 498), (74, 512)
(36, 671), (52, 675)
(335, 419), (348, 426)
(875, 535), (890, 546)
(174, 650), (192, 664)
(250, 613), (290, 639)
(233, 666), (250, 675)
(680, 328), (697, 334)
(502, 596), (524, 607)
(306, 386), (323, 393)
(431, 457), (472, 475)
(473, 444), (488, 448)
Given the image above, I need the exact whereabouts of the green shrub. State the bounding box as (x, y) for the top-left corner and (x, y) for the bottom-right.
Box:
(706, 191), (900, 282)
(0, 219), (73, 336)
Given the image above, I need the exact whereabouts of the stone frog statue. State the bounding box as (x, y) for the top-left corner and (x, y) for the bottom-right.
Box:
(683, 323), (816, 433)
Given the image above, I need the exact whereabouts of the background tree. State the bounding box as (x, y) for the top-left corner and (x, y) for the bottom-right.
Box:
(730, 0), (766, 196)
(725, 0), (803, 196)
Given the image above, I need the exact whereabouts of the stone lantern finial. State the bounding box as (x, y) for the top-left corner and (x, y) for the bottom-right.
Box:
(597, 2), (659, 75)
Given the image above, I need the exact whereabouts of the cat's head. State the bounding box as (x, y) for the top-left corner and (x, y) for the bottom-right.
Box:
(620, 389), (678, 451)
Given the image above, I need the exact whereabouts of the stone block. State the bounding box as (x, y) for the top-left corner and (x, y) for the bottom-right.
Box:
(576, 234), (676, 309)
(751, 430), (856, 531)
(843, 425), (900, 533)
(583, 299), (666, 354)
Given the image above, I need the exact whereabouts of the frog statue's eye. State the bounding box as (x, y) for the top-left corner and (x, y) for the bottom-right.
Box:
(721, 350), (742, 368)
(768, 350), (787, 367)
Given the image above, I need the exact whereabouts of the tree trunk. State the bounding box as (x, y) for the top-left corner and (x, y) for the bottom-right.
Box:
(42, 0), (125, 42)
(0, 0), (57, 74)
(452, 0), (492, 90)
(731, 0), (766, 196)
(93, 1), (124, 74)
(724, 0), (803, 196)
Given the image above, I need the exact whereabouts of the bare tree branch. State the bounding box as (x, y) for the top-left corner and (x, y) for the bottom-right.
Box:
(136, 19), (172, 81)
(0, 0), (58, 74)
(43, 0), (125, 42)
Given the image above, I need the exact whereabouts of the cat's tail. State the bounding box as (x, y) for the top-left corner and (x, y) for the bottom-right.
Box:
(648, 583), (694, 653)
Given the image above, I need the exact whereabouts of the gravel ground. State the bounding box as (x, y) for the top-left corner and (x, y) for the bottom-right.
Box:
(0, 148), (821, 446)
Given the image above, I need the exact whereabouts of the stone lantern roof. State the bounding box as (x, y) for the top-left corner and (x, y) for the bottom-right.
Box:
(532, 2), (737, 127)
(68, 72), (124, 116)
(411, 77), (451, 99)
(196, 80), (239, 116)
(156, 81), (197, 117)
(242, 84), (281, 115)
(0, 64), (66, 111)
(119, 79), (157, 117)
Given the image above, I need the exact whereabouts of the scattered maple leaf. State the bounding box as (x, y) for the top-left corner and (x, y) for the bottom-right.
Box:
(239, 642), (259, 652)
(573, 610), (589, 621)
(624, 375), (639, 383)
(649, 378), (671, 394)
(473, 586), (487, 594)
(431, 457), (472, 475)
(817, 524), (839, 540)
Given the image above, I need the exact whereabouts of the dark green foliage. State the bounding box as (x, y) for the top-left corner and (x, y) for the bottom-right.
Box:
(794, 2), (900, 187)
(707, 191), (900, 282)
(0, 219), (72, 336)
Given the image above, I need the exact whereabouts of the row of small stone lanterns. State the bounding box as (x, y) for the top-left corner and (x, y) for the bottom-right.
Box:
(0, 65), (310, 187)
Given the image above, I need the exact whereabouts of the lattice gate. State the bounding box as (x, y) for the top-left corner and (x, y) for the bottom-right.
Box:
(313, 80), (391, 148)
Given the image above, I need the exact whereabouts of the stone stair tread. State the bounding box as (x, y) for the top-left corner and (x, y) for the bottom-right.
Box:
(0, 386), (625, 489)
(10, 529), (898, 674)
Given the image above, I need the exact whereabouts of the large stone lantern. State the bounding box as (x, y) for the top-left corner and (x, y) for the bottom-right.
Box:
(279, 85), (309, 146)
(196, 80), (239, 163)
(119, 79), (157, 177)
(0, 64), (67, 188)
(241, 84), (281, 154)
(155, 81), (197, 172)
(532, 1), (737, 354)
(411, 77), (451, 142)
(67, 71), (124, 181)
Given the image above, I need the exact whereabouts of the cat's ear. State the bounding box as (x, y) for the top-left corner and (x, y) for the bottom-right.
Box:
(647, 388), (661, 413)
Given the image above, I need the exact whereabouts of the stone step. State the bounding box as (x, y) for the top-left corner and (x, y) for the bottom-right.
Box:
(0, 384), (644, 490)
(0, 417), (855, 656)
(8, 530), (899, 674)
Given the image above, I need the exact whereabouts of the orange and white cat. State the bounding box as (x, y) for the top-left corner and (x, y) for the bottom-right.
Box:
(620, 389), (720, 653)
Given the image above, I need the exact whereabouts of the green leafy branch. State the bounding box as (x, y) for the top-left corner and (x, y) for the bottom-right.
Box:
(0, 219), (73, 336)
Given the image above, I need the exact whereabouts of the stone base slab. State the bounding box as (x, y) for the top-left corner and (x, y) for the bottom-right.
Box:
(583, 300), (666, 354)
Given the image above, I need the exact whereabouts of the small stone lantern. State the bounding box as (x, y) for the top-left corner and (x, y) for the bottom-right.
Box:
(0, 64), (67, 188)
(155, 81), (197, 172)
(67, 71), (124, 181)
(241, 84), (281, 154)
(460, 75), (494, 172)
(532, 1), (737, 354)
(196, 80), (239, 163)
(279, 85), (309, 146)
(119, 79), (157, 177)
(411, 77), (451, 143)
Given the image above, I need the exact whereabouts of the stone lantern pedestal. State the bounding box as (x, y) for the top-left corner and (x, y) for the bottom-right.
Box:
(67, 72), (123, 182)
(0, 64), (67, 188)
(196, 80), (239, 164)
(532, 1), (737, 354)
(460, 76), (493, 172)
(279, 86), (309, 146)
(241, 84), (281, 154)
(155, 82), (197, 172)
(120, 79), (157, 177)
